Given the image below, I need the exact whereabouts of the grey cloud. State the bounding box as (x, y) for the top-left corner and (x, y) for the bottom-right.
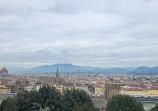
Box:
(0, 0), (158, 68)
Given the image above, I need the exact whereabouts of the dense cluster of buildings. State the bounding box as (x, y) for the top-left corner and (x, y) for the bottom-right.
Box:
(0, 67), (158, 110)
(1, 67), (158, 97)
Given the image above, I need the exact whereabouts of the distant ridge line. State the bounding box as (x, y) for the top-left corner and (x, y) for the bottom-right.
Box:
(5, 64), (158, 75)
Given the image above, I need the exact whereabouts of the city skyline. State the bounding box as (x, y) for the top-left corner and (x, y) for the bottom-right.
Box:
(0, 0), (158, 68)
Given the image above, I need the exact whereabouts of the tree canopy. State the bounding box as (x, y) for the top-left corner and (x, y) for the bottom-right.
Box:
(73, 103), (96, 111)
(0, 97), (17, 111)
(0, 86), (98, 111)
(62, 88), (96, 111)
(106, 95), (145, 111)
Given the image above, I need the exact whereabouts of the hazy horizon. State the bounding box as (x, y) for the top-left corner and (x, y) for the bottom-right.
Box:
(0, 63), (157, 69)
(0, 0), (158, 68)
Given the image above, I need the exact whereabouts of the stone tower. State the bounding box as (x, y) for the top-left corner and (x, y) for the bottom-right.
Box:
(104, 83), (120, 106)
(56, 68), (60, 86)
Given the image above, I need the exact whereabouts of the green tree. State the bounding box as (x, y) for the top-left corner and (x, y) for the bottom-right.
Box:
(16, 85), (62, 111)
(73, 103), (98, 111)
(0, 99), (7, 111)
(106, 95), (144, 111)
(16, 90), (40, 111)
(0, 97), (17, 111)
(62, 88), (96, 111)
(150, 104), (158, 111)
(38, 85), (63, 111)
(1, 86), (99, 111)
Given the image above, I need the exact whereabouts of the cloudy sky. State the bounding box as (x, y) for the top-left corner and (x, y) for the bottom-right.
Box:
(0, 0), (158, 68)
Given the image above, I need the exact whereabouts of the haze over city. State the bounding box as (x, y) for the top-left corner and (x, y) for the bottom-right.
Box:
(0, 0), (158, 68)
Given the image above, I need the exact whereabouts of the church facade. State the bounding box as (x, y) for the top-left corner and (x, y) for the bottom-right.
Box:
(37, 68), (65, 86)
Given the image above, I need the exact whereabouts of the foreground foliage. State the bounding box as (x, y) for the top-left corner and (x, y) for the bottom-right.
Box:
(106, 95), (145, 111)
(62, 89), (95, 111)
(0, 97), (17, 111)
(0, 85), (98, 111)
(150, 104), (158, 111)
(73, 103), (96, 111)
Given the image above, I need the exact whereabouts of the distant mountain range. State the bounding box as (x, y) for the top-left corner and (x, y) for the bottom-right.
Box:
(7, 64), (158, 75)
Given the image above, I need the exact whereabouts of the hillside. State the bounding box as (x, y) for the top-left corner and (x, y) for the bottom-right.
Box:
(7, 64), (158, 75)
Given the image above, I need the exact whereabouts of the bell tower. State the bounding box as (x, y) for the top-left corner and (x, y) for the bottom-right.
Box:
(56, 68), (60, 86)
(105, 83), (120, 106)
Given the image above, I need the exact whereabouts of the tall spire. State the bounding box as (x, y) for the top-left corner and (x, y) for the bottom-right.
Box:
(56, 68), (59, 77)
(56, 68), (60, 86)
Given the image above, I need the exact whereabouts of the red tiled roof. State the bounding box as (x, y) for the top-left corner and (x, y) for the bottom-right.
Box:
(122, 88), (143, 91)
(150, 87), (158, 90)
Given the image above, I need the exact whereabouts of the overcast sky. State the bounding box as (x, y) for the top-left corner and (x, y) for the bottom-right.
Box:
(0, 0), (158, 68)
